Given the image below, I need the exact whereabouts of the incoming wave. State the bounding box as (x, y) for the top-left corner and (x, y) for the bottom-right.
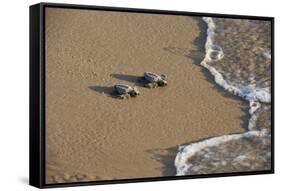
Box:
(175, 129), (270, 175)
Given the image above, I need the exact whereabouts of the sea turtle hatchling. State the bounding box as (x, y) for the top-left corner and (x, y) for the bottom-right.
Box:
(142, 72), (167, 88)
(114, 84), (140, 99)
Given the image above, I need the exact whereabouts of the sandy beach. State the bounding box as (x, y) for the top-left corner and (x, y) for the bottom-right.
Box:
(45, 8), (248, 183)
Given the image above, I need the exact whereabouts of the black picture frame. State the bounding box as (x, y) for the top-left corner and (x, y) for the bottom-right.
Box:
(30, 2), (274, 189)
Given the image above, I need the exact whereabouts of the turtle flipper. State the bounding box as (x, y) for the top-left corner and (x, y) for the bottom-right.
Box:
(144, 83), (157, 88)
(160, 74), (167, 80)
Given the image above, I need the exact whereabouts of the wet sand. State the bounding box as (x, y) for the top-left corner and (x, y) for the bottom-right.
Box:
(45, 8), (248, 183)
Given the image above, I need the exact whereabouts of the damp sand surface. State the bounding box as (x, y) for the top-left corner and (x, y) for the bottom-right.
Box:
(45, 8), (248, 183)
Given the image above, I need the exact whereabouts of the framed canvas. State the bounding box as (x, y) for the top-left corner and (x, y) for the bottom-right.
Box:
(29, 2), (274, 188)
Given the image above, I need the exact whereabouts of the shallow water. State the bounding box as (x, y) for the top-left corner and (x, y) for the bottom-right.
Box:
(175, 17), (272, 175)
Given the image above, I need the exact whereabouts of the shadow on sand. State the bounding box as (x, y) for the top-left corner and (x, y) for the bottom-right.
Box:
(88, 74), (147, 99)
(146, 147), (178, 176)
(88, 85), (120, 99)
(110, 73), (146, 87)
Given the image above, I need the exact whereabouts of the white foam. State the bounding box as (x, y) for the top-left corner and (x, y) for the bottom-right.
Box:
(248, 101), (261, 130)
(175, 130), (268, 175)
(261, 48), (271, 59)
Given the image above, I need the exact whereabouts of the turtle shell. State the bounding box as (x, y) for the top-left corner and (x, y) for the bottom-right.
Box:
(144, 72), (162, 83)
(114, 84), (132, 94)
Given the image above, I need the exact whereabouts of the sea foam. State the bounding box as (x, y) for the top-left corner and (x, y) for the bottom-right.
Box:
(261, 48), (271, 60)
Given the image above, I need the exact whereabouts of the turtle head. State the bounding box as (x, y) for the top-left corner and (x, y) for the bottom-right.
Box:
(130, 86), (140, 97)
(157, 79), (167, 86)
(158, 74), (167, 86)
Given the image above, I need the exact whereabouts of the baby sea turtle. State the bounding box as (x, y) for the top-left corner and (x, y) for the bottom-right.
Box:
(143, 72), (167, 88)
(114, 84), (140, 99)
